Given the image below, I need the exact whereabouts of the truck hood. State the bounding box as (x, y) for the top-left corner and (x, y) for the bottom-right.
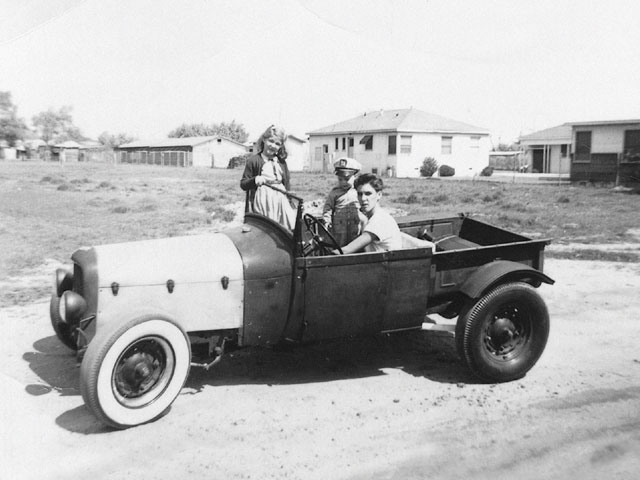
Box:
(92, 233), (243, 288)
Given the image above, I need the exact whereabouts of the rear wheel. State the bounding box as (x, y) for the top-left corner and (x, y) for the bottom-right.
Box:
(456, 282), (549, 382)
(80, 315), (191, 429)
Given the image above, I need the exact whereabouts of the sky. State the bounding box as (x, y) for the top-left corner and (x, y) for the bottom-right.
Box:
(1, 0), (639, 144)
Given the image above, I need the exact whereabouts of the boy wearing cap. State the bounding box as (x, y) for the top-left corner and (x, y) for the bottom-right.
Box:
(322, 157), (363, 247)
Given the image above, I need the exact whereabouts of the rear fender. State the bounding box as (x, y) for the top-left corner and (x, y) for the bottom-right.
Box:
(460, 260), (554, 300)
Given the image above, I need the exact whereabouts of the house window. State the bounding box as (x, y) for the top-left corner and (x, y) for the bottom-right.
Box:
(342, 137), (346, 150)
(372, 167), (378, 174)
(388, 135), (397, 155)
(575, 131), (591, 162)
(348, 138), (354, 147)
(623, 129), (640, 162)
(561, 144), (568, 157)
(470, 136), (480, 149)
(323, 144), (328, 154)
(400, 135), (412, 153)
(335, 138), (339, 150)
(441, 136), (452, 155)
(360, 135), (373, 150)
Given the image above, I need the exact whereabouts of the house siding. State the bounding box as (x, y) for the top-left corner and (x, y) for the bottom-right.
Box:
(570, 122), (640, 184)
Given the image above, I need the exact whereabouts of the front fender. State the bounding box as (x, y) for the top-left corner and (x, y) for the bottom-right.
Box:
(460, 260), (554, 300)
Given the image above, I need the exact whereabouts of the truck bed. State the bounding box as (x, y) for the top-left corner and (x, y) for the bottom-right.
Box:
(397, 214), (551, 301)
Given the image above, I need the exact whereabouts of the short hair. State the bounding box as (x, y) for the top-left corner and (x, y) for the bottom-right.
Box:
(257, 124), (288, 161)
(354, 173), (383, 192)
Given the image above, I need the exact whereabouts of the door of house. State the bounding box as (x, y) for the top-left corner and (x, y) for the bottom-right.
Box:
(533, 149), (544, 173)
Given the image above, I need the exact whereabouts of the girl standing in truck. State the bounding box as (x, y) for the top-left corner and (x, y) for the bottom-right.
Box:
(240, 125), (295, 230)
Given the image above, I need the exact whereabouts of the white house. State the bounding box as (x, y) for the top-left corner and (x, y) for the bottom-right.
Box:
(519, 124), (572, 174)
(118, 136), (247, 168)
(306, 108), (491, 177)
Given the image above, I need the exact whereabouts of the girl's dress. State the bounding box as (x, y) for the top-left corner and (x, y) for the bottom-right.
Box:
(253, 157), (296, 230)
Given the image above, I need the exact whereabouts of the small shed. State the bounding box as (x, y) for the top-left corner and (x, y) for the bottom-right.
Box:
(53, 140), (82, 162)
(118, 136), (248, 168)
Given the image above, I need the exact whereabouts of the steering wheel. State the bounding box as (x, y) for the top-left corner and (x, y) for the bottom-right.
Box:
(303, 213), (343, 255)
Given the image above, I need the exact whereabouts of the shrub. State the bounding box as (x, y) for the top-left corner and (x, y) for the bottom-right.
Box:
(480, 166), (494, 177)
(227, 153), (251, 169)
(557, 195), (570, 203)
(433, 194), (449, 203)
(439, 165), (455, 177)
(397, 193), (420, 204)
(420, 157), (438, 177)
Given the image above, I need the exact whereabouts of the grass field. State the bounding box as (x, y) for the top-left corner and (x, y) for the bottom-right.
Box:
(1, 160), (638, 306)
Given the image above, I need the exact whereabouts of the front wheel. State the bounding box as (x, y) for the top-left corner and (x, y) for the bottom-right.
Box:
(80, 315), (191, 429)
(456, 282), (549, 382)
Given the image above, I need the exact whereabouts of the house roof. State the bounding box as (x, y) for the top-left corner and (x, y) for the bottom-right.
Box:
(54, 140), (82, 148)
(566, 119), (640, 127)
(519, 124), (572, 143)
(119, 136), (245, 149)
(307, 108), (489, 136)
(287, 134), (308, 143)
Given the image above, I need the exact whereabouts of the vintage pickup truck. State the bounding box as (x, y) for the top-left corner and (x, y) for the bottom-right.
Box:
(50, 195), (553, 428)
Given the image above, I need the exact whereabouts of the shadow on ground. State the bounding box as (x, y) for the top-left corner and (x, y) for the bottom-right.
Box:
(25, 330), (480, 434)
(185, 330), (478, 392)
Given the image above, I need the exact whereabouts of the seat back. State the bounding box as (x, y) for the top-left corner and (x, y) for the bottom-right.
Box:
(400, 232), (435, 252)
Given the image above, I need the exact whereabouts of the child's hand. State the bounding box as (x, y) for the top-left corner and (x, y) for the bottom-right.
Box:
(255, 175), (266, 186)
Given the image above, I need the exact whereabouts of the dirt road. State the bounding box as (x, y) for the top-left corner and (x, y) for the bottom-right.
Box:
(1, 258), (639, 480)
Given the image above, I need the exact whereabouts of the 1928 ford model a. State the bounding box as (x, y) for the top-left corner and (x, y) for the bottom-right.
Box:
(50, 192), (554, 428)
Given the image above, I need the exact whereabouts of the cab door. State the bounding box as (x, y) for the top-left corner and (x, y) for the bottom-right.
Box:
(299, 252), (387, 342)
(292, 248), (432, 343)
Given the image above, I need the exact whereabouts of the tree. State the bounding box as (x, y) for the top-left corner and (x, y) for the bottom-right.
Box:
(0, 91), (27, 146)
(168, 120), (249, 143)
(213, 120), (249, 143)
(493, 141), (520, 152)
(168, 123), (215, 138)
(98, 131), (136, 149)
(420, 157), (438, 177)
(32, 106), (84, 144)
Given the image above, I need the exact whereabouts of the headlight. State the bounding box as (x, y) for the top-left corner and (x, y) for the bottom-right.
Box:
(59, 291), (88, 324)
(55, 266), (74, 297)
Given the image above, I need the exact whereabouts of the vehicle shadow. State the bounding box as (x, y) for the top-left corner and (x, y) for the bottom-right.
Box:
(23, 335), (80, 396)
(23, 336), (115, 434)
(185, 330), (480, 392)
(25, 330), (482, 434)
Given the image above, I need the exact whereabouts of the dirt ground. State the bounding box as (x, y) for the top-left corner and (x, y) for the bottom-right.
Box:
(1, 256), (640, 480)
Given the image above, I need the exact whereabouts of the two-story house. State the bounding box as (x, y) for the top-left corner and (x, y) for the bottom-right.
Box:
(306, 108), (491, 177)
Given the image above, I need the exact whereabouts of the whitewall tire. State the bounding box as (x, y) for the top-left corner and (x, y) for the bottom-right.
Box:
(80, 315), (191, 429)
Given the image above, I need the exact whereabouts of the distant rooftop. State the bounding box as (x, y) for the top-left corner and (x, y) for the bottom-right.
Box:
(566, 119), (640, 127)
(307, 108), (489, 135)
(519, 124), (572, 143)
(120, 135), (245, 149)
